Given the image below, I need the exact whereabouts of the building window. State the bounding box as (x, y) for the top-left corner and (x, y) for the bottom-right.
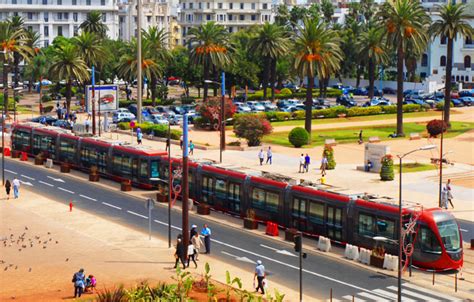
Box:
(27, 0), (32, 4)
(74, 26), (79, 36)
(72, 0), (76, 5)
(239, 14), (244, 21)
(101, 0), (106, 5)
(251, 3), (255, 9)
(420, 72), (427, 78)
(86, 0), (91, 5)
(263, 3), (268, 9)
(229, 27), (233, 33)
(229, 3), (233, 9)
(44, 12), (48, 22)
(440, 35), (447, 45)
(207, 2), (210, 9)
(44, 26), (49, 37)
(102, 13), (106, 22)
(228, 14), (233, 21)
(64, 12), (68, 20)
(218, 2), (223, 9)
(57, 0), (61, 4)
(240, 3), (244, 9)
(251, 14), (256, 21)
(456, 75), (459, 82)
(421, 54), (428, 67)
(13, 12), (19, 17)
(73, 13), (78, 22)
(147, 16), (151, 23)
(465, 56), (472, 69)
(58, 26), (63, 36)
(466, 36), (473, 45)
(198, 2), (202, 9)
(57, 12), (62, 20)
(42, 0), (47, 4)
(27, 12), (33, 20)
(440, 55), (446, 67)
(206, 14), (211, 21)
(190, 3), (193, 9)
(12, 0), (17, 4)
(44, 41), (49, 48)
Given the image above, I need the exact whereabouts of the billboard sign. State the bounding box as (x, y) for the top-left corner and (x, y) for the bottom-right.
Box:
(85, 85), (119, 112)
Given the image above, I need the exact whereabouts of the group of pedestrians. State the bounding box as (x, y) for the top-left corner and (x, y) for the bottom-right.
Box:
(258, 147), (272, 165)
(178, 135), (195, 155)
(71, 268), (97, 298)
(4, 177), (20, 199)
(299, 153), (312, 173)
(174, 224), (211, 269)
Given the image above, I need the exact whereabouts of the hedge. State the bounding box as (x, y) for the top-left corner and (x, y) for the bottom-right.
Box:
(118, 122), (181, 140)
(245, 87), (342, 101)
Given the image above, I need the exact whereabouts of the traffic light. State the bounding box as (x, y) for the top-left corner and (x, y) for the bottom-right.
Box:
(294, 234), (302, 252)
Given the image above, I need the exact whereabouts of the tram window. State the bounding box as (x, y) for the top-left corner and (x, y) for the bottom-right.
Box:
(251, 188), (265, 210)
(309, 202), (324, 224)
(418, 226), (442, 253)
(13, 130), (30, 148)
(437, 220), (460, 251)
(376, 217), (395, 239)
(150, 160), (159, 178)
(229, 182), (240, 200)
(81, 146), (96, 166)
(266, 191), (279, 212)
(215, 178), (226, 198)
(113, 153), (132, 175)
(202, 176), (212, 191)
(292, 198), (306, 218)
(358, 213), (375, 236)
(139, 161), (148, 178)
(59, 140), (76, 162)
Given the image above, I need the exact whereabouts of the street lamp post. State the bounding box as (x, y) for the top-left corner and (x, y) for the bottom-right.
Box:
(168, 122), (172, 248)
(182, 113), (189, 257)
(397, 145), (436, 302)
(2, 52), (8, 186)
(137, 0), (143, 124)
(204, 72), (226, 163)
(438, 110), (445, 208)
(91, 65), (96, 135)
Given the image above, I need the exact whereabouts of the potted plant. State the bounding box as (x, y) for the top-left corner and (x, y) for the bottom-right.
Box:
(60, 161), (71, 173)
(197, 201), (211, 215)
(11, 149), (20, 158)
(243, 209), (258, 230)
(121, 179), (132, 191)
(370, 244), (385, 268)
(34, 152), (44, 165)
(285, 228), (299, 242)
(156, 183), (168, 203)
(380, 155), (394, 181)
(323, 145), (336, 169)
(89, 165), (100, 182)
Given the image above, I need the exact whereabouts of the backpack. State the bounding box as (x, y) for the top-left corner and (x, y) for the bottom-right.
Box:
(72, 273), (77, 283)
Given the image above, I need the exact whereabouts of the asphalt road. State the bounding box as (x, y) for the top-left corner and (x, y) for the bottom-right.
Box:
(2, 158), (466, 301)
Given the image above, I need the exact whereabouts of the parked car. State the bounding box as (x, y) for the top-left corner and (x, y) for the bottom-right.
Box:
(283, 82), (300, 91)
(459, 90), (474, 97)
(128, 104), (150, 117)
(403, 89), (424, 97)
(404, 98), (426, 106)
(145, 106), (160, 115)
(350, 87), (368, 96)
(366, 87), (384, 96)
(52, 119), (73, 129)
(365, 97), (392, 107)
(149, 114), (169, 125)
(459, 96), (474, 106)
(312, 99), (330, 109)
(31, 115), (57, 125)
(260, 100), (278, 111)
(247, 101), (265, 112)
(114, 108), (133, 115)
(235, 102), (252, 113)
(113, 112), (135, 123)
(383, 87), (396, 94)
(336, 95), (357, 107)
(451, 99), (464, 107)
(169, 114), (183, 125)
(170, 105), (186, 115)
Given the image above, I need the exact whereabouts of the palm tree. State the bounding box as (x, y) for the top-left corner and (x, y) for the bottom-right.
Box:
(357, 27), (388, 99)
(24, 28), (42, 92)
(0, 21), (32, 114)
(430, 3), (473, 126)
(142, 26), (170, 105)
(79, 11), (108, 38)
(378, 0), (430, 136)
(49, 44), (90, 116)
(6, 16), (26, 88)
(188, 22), (232, 100)
(72, 31), (106, 68)
(294, 18), (343, 137)
(250, 23), (290, 101)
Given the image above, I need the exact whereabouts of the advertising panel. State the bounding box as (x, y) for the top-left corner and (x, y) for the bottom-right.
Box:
(85, 85), (119, 112)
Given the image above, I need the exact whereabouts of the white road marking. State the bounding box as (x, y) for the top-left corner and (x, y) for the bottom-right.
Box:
(342, 296), (365, 301)
(126, 210), (148, 219)
(5, 169), (17, 175)
(58, 187), (74, 194)
(47, 176), (65, 183)
(153, 219), (181, 231)
(387, 286), (440, 302)
(102, 202), (121, 210)
(373, 289), (415, 302)
(20, 175), (35, 180)
(19, 181), (33, 186)
(460, 228), (468, 232)
(357, 292), (390, 301)
(39, 181), (54, 187)
(221, 251), (256, 264)
(79, 194), (97, 201)
(402, 283), (461, 301)
(260, 244), (297, 257)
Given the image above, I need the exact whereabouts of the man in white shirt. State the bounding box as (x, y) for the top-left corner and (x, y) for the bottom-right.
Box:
(12, 177), (20, 199)
(258, 149), (264, 166)
(266, 147), (273, 165)
(299, 154), (305, 173)
(254, 260), (266, 294)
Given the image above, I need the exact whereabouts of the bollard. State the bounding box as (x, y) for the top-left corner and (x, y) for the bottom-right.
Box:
(330, 288), (332, 302)
(432, 271), (435, 285)
(69, 201), (73, 212)
(455, 273), (457, 292)
(352, 295), (355, 302)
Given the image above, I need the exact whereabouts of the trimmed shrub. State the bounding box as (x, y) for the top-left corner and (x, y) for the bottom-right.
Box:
(118, 122), (131, 130)
(380, 105), (397, 114)
(118, 122), (181, 139)
(426, 119), (447, 137)
(346, 106), (382, 117)
(323, 145), (336, 170)
(292, 110), (306, 120)
(403, 104), (421, 112)
(41, 95), (52, 103)
(380, 155), (394, 181)
(436, 101), (452, 111)
(234, 114), (273, 146)
(279, 88), (292, 95)
(288, 127), (309, 147)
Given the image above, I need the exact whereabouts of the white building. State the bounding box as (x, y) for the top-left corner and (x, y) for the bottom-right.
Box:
(0, 0), (119, 47)
(178, 0), (274, 45)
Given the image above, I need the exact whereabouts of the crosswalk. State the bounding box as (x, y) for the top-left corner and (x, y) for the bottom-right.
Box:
(329, 283), (462, 302)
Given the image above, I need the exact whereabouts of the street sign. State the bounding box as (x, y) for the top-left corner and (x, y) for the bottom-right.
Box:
(146, 198), (155, 210)
(130, 121), (135, 128)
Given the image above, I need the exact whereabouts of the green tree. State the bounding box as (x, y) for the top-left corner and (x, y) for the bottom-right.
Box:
(290, 6), (307, 29)
(357, 27), (388, 98)
(6, 16), (27, 88)
(24, 28), (42, 92)
(275, 5), (290, 27)
(294, 18), (342, 137)
(378, 0), (430, 136)
(188, 22), (232, 100)
(321, 0), (335, 23)
(250, 23), (290, 101)
(165, 46), (201, 97)
(49, 44), (90, 115)
(430, 3), (473, 126)
(72, 31), (107, 69)
(79, 11), (108, 38)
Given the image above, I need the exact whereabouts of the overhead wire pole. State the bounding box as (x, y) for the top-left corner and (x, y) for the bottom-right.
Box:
(137, 0), (143, 124)
(2, 51), (8, 186)
(220, 72), (225, 163)
(438, 110), (444, 207)
(168, 122), (172, 248)
(91, 65), (96, 135)
(182, 113), (189, 258)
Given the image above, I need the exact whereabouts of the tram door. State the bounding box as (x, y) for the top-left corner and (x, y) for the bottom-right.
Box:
(292, 198), (307, 232)
(327, 206), (343, 241)
(228, 182), (241, 214)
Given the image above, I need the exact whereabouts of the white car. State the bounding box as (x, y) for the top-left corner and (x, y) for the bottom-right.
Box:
(149, 114), (169, 125)
(235, 102), (252, 113)
(113, 112), (135, 123)
(247, 101), (265, 112)
(260, 100), (278, 111)
(114, 108), (134, 115)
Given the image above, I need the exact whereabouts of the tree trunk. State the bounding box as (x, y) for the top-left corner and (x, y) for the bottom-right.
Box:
(262, 56), (270, 99)
(3, 63), (9, 115)
(150, 74), (157, 106)
(212, 66), (217, 97)
(396, 42), (404, 136)
(66, 79), (72, 117)
(203, 61), (209, 101)
(319, 79), (323, 97)
(29, 74), (33, 93)
(356, 64), (363, 88)
(368, 57), (375, 99)
(270, 58), (276, 102)
(13, 53), (20, 88)
(305, 75), (314, 138)
(445, 38), (453, 127)
(323, 77), (329, 97)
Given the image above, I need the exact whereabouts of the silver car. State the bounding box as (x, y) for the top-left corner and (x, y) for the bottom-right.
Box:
(149, 114), (169, 125)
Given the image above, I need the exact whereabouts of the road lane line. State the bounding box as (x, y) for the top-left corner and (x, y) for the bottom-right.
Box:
(386, 286), (440, 302)
(357, 292), (390, 301)
(127, 210), (148, 219)
(154, 219), (181, 230)
(79, 194), (97, 201)
(21, 175), (35, 180)
(260, 244), (278, 251)
(342, 296), (365, 301)
(460, 228), (468, 232)
(401, 284), (461, 301)
(39, 181), (54, 187)
(5, 169), (17, 175)
(373, 289), (415, 302)
(58, 187), (75, 194)
(102, 202), (121, 210)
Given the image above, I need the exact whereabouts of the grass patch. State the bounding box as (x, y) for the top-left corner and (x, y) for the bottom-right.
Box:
(394, 162), (438, 173)
(262, 121), (474, 148)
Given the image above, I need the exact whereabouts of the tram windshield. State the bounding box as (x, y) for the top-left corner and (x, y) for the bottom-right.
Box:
(437, 220), (461, 252)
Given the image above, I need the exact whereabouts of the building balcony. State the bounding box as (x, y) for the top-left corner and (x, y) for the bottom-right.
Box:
(0, 4), (117, 12)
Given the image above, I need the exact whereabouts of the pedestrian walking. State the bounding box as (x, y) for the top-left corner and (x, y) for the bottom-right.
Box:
(180, 135), (183, 150)
(137, 130), (143, 145)
(254, 260), (266, 294)
(299, 154), (305, 173)
(358, 130), (363, 144)
(191, 232), (203, 261)
(189, 140), (194, 155)
(446, 179), (454, 209)
(305, 154), (311, 172)
(258, 149), (264, 166)
(187, 242), (197, 268)
(72, 268), (86, 298)
(12, 177), (20, 199)
(85, 116), (91, 133)
(5, 179), (11, 200)
(174, 235), (186, 269)
(266, 147), (272, 165)
(320, 155), (328, 176)
(441, 187), (449, 209)
(190, 224), (198, 240)
(201, 224), (211, 254)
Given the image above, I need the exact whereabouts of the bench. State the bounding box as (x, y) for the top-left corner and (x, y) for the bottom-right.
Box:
(409, 133), (421, 140)
(324, 138), (337, 146)
(368, 136), (381, 143)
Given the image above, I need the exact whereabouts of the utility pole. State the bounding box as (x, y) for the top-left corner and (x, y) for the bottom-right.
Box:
(294, 232), (306, 302)
(438, 110), (444, 208)
(137, 0), (143, 123)
(182, 113), (189, 258)
(168, 122), (172, 248)
(220, 72), (225, 163)
(91, 65), (96, 135)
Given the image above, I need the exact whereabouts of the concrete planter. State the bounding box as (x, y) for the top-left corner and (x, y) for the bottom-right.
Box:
(11, 150), (20, 158)
(34, 157), (44, 165)
(370, 255), (385, 268)
(156, 193), (168, 203)
(243, 218), (259, 230)
(89, 174), (100, 182)
(197, 203), (211, 215)
(60, 163), (71, 173)
(121, 181), (132, 191)
(285, 228), (299, 242)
